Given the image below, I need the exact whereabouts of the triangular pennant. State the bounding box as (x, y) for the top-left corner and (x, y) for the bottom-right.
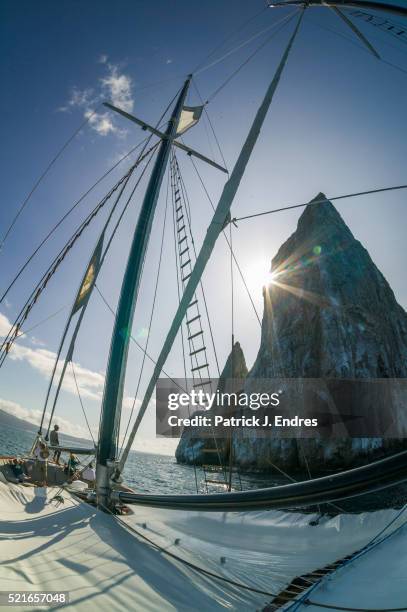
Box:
(176, 106), (203, 136)
(71, 232), (105, 315)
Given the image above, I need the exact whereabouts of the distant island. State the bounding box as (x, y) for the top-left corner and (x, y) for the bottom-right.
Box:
(0, 408), (93, 449)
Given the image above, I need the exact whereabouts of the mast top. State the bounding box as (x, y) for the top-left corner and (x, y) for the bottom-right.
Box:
(267, 1), (407, 18)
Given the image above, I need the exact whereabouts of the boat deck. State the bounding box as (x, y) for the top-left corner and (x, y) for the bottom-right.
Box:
(1, 478), (406, 611)
(0, 456), (71, 486)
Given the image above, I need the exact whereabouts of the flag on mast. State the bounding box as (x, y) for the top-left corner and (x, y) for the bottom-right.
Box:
(176, 106), (203, 136)
(72, 233), (104, 315)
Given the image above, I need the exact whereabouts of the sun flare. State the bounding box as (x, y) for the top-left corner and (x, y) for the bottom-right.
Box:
(244, 259), (276, 293)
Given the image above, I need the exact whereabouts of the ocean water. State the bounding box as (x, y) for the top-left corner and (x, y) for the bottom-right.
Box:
(0, 422), (274, 493)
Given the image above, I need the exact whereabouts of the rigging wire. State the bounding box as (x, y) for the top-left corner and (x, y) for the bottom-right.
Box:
(0, 109), (99, 254)
(174, 155), (221, 376)
(205, 10), (299, 104)
(0, 86), (180, 308)
(191, 5), (270, 74)
(191, 80), (229, 174)
(230, 223), (235, 350)
(301, 604), (407, 611)
(288, 505), (407, 612)
(0, 142), (160, 367)
(95, 498), (407, 608)
(0, 134), (154, 307)
(227, 221), (235, 492)
(70, 361), (96, 446)
(310, 16), (407, 77)
(195, 10), (296, 77)
(263, 455), (346, 515)
(14, 304), (69, 340)
(94, 284), (188, 394)
(44, 141), (160, 438)
(231, 183), (407, 222)
(188, 155), (261, 327)
(171, 151), (226, 479)
(168, 160), (200, 493)
(347, 8), (407, 46)
(98, 501), (281, 599)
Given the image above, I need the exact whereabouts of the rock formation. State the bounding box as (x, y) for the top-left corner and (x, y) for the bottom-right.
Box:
(175, 342), (247, 466)
(176, 194), (407, 473)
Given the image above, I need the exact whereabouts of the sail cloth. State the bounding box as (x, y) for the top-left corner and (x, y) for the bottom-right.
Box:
(1, 480), (406, 610)
(41, 232), (105, 435)
(176, 106), (203, 136)
(71, 232), (104, 315)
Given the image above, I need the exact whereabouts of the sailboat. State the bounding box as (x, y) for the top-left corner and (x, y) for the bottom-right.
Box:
(1, 1), (407, 609)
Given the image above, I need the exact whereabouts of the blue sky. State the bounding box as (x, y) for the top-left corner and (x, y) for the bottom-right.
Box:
(0, 0), (406, 453)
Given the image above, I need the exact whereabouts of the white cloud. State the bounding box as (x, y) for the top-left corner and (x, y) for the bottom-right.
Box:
(0, 397), (91, 440)
(1, 309), (134, 405)
(85, 110), (116, 136)
(0, 309), (145, 444)
(9, 342), (105, 402)
(59, 61), (135, 137)
(0, 312), (11, 337)
(101, 64), (134, 113)
(166, 59), (173, 65)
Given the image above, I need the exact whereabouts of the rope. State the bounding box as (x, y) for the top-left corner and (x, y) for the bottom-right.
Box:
(42, 140), (159, 438)
(232, 184), (407, 222)
(310, 16), (407, 77)
(286, 506), (407, 612)
(0, 109), (99, 253)
(174, 155), (221, 376)
(98, 501), (282, 599)
(169, 158), (199, 493)
(195, 11), (296, 77)
(0, 143), (159, 366)
(14, 304), (68, 340)
(0, 136), (155, 304)
(171, 151), (228, 483)
(191, 5), (269, 74)
(70, 361), (96, 445)
(191, 80), (229, 174)
(230, 223), (235, 346)
(205, 11), (299, 103)
(0, 135), (154, 307)
(94, 284), (188, 395)
(304, 602), (407, 611)
(0, 84), (178, 309)
(348, 8), (407, 47)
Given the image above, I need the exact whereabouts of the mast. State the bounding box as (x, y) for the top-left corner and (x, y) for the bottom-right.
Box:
(96, 76), (192, 504)
(267, 1), (407, 18)
(117, 10), (305, 475)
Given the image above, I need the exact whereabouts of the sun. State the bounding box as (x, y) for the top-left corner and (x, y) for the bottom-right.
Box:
(244, 258), (275, 294)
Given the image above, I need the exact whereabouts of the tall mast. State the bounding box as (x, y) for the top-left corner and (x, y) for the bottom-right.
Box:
(117, 10), (305, 476)
(267, 1), (407, 18)
(96, 76), (192, 504)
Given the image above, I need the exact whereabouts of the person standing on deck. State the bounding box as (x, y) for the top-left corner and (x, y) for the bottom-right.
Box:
(50, 424), (61, 465)
(34, 441), (49, 486)
(81, 462), (96, 488)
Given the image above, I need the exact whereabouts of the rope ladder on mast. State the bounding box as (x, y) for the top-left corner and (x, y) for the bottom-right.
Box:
(170, 151), (241, 492)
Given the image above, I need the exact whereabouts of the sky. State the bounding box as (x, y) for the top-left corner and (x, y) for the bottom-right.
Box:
(0, 0), (406, 455)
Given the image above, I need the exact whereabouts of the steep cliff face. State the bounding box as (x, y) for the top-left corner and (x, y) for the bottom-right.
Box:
(176, 194), (407, 472)
(232, 194), (407, 472)
(175, 342), (248, 465)
(251, 194), (407, 380)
